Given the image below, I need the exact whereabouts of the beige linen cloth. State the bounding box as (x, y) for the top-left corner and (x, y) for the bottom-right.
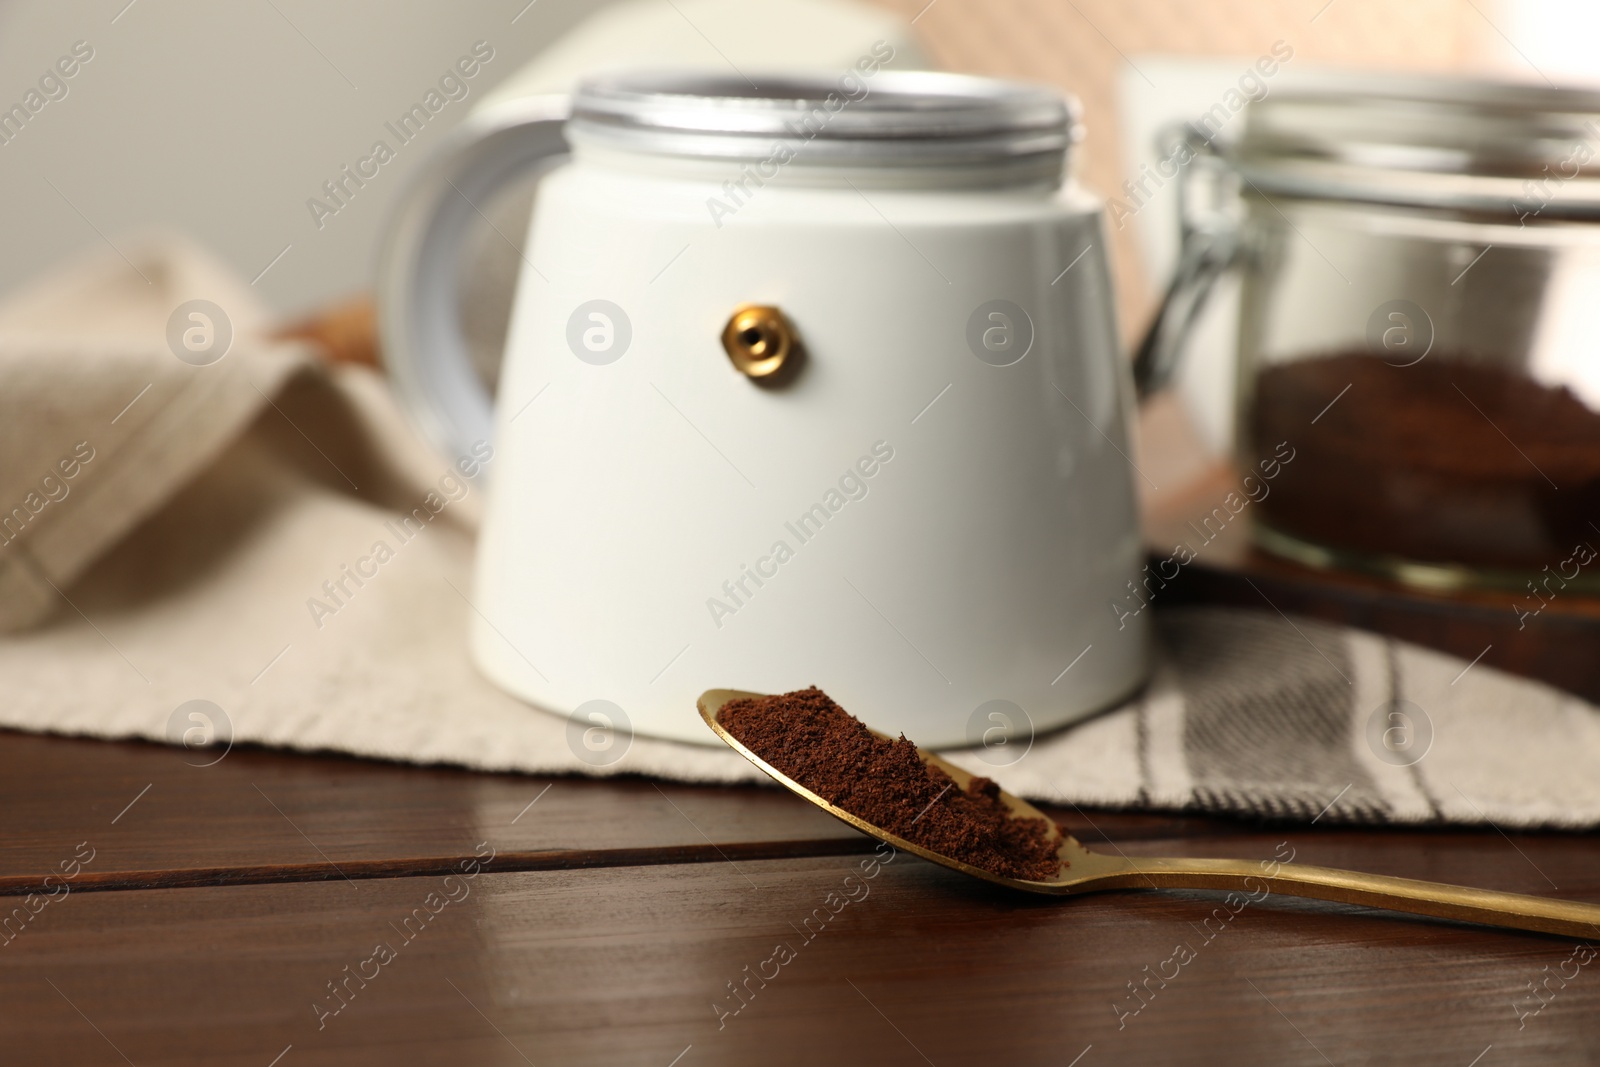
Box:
(5, 237), (1600, 829)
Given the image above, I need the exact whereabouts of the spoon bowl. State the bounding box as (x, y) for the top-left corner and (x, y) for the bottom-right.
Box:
(700, 688), (1600, 937)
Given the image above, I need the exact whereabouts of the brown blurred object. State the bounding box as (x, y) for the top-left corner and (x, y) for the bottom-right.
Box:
(1148, 520), (1600, 708)
(874, 0), (1503, 343)
(1135, 397), (1600, 704)
(272, 295), (381, 367)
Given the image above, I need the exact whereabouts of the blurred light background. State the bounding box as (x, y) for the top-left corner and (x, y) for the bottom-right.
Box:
(0, 0), (1586, 356)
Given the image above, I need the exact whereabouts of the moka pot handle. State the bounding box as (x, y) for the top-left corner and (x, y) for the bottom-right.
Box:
(376, 95), (570, 465)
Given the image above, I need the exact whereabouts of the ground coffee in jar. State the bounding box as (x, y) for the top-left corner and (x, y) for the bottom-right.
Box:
(717, 687), (1062, 882)
(1140, 77), (1600, 582)
(1249, 352), (1600, 571)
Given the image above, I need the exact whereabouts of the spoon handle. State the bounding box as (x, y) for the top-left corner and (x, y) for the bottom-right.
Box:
(1109, 856), (1600, 938)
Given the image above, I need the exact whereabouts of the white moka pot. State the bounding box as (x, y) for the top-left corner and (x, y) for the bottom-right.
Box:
(380, 69), (1150, 748)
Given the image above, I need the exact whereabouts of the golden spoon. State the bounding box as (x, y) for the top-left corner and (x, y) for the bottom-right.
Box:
(700, 689), (1600, 938)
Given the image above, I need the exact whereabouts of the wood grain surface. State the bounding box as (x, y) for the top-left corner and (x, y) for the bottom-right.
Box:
(0, 730), (857, 889)
(3, 726), (1599, 1063)
(3, 845), (1597, 1065)
(0, 730), (1254, 894)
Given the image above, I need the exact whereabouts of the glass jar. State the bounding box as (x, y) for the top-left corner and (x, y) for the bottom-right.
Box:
(1140, 74), (1600, 592)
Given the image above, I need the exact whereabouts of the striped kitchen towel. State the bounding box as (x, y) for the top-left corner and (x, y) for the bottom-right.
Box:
(963, 607), (1600, 828)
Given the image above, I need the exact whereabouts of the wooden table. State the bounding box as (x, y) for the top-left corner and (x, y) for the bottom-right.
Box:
(2, 727), (1597, 1065)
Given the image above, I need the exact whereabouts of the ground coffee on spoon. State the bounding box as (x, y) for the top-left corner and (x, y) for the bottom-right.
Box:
(717, 687), (1061, 881)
